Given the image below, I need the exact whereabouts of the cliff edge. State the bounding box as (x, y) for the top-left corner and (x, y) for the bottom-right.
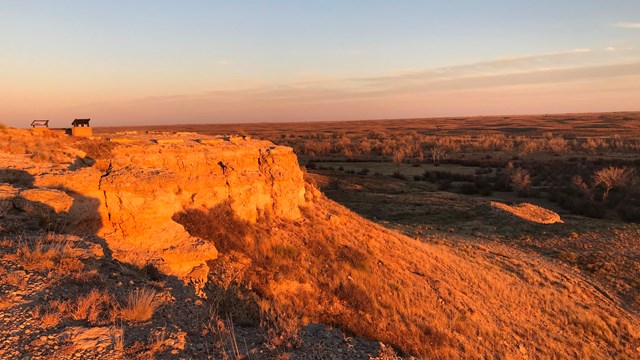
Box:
(1, 129), (306, 289)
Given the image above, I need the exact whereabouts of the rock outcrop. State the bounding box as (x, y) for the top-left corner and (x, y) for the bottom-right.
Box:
(490, 201), (563, 224)
(14, 188), (73, 216)
(95, 140), (306, 285)
(0, 131), (307, 289)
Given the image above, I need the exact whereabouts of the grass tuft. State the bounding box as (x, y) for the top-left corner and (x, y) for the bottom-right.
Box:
(17, 240), (70, 271)
(119, 288), (164, 322)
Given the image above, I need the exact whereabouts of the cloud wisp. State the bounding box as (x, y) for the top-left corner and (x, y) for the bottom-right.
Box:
(614, 22), (640, 29)
(120, 48), (640, 108)
(115, 48), (640, 120)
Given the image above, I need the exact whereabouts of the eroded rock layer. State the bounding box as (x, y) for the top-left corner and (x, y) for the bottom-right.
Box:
(1, 131), (306, 287)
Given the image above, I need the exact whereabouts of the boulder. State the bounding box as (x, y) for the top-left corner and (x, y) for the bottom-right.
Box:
(59, 326), (121, 351)
(14, 188), (73, 215)
(490, 201), (563, 224)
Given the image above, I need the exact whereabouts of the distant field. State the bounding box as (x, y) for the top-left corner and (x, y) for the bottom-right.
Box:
(97, 111), (640, 138)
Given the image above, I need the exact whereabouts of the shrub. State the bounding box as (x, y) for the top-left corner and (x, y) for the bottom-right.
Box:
(57, 257), (84, 274)
(260, 305), (301, 351)
(592, 166), (628, 201)
(510, 168), (531, 196)
(547, 137), (569, 154)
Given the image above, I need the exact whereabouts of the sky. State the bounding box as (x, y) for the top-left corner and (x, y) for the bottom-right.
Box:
(1, 1), (639, 127)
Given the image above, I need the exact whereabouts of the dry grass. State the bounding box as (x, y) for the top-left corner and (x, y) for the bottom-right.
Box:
(57, 257), (85, 273)
(54, 342), (77, 358)
(178, 186), (640, 358)
(145, 328), (168, 359)
(72, 289), (116, 325)
(119, 288), (164, 322)
(144, 112), (640, 162)
(16, 243), (53, 270)
(203, 303), (245, 359)
(17, 240), (69, 271)
(0, 128), (73, 164)
(31, 290), (116, 330)
(110, 326), (125, 352)
(40, 310), (62, 328)
(260, 303), (301, 351)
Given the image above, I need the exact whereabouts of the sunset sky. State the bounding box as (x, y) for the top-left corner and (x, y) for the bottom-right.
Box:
(1, 1), (639, 127)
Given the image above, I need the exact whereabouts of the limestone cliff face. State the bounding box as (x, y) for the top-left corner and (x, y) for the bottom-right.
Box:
(2, 132), (306, 288)
(95, 140), (306, 283)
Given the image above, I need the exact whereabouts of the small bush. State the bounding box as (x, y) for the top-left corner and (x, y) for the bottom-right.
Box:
(510, 168), (531, 196)
(57, 257), (84, 274)
(0, 296), (12, 310)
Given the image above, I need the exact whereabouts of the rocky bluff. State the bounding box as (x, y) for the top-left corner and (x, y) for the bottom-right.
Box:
(12, 135), (307, 288)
